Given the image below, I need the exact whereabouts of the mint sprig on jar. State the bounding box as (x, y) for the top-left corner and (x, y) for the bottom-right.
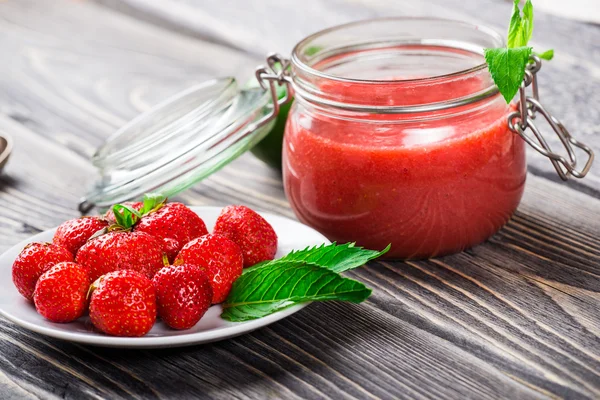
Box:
(483, 0), (593, 181)
(484, 0), (554, 103)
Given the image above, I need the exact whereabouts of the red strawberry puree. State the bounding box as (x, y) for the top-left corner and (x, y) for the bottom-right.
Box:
(283, 75), (527, 259)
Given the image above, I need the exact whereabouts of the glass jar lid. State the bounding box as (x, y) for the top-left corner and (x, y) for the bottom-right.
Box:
(79, 77), (276, 212)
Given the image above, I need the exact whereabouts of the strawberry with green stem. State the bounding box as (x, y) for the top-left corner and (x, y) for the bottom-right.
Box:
(107, 193), (208, 262)
(104, 201), (143, 224)
(76, 231), (166, 281)
(135, 202), (208, 262)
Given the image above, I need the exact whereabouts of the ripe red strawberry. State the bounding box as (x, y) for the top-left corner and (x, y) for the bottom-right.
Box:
(103, 201), (143, 223)
(33, 262), (90, 323)
(175, 234), (243, 303)
(89, 270), (156, 337)
(12, 243), (74, 300)
(135, 202), (208, 262)
(76, 231), (165, 282)
(53, 216), (109, 256)
(152, 263), (212, 330)
(213, 205), (277, 268)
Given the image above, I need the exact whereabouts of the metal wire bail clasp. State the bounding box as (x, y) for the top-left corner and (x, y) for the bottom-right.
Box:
(252, 53), (293, 131)
(507, 55), (594, 180)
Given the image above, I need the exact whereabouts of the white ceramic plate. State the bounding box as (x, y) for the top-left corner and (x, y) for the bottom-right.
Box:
(0, 206), (330, 348)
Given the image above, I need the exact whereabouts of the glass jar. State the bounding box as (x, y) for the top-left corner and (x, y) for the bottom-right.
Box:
(282, 19), (526, 259)
(84, 18), (592, 259)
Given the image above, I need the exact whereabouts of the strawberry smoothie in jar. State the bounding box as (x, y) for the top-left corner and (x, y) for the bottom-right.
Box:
(282, 19), (527, 259)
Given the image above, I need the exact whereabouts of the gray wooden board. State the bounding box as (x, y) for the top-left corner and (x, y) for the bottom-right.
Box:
(0, 0), (599, 399)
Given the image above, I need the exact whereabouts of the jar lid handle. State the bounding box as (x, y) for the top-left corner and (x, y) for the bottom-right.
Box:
(253, 53), (293, 132)
(508, 55), (594, 180)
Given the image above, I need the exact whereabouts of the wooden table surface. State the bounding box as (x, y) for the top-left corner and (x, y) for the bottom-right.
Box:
(1, 0), (599, 399)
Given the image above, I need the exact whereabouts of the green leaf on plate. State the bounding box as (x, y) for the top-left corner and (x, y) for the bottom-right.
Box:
(484, 46), (532, 103)
(221, 261), (372, 322)
(244, 242), (390, 274)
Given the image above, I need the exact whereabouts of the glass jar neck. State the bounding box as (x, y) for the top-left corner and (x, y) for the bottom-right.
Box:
(290, 18), (505, 116)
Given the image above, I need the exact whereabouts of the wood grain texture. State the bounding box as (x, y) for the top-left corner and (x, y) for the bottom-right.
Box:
(0, 0), (598, 399)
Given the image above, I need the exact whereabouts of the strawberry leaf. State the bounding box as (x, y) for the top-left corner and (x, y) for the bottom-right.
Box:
(120, 204), (143, 218)
(244, 242), (390, 274)
(221, 261), (371, 322)
(484, 46), (532, 103)
(141, 192), (167, 215)
(111, 204), (140, 229)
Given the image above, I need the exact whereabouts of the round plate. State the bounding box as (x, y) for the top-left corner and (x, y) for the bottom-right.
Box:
(0, 206), (329, 348)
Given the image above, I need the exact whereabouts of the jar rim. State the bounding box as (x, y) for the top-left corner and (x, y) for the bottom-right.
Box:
(290, 17), (505, 113)
(291, 17), (504, 84)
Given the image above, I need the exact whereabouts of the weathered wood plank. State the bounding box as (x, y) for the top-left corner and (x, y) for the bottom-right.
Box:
(0, 0), (256, 154)
(0, 0), (598, 399)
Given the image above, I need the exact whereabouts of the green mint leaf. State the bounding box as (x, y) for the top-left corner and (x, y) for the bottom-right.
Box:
(536, 49), (554, 60)
(507, 0), (524, 47)
(522, 0), (534, 44)
(485, 1), (552, 104)
(244, 242), (390, 275)
(111, 204), (140, 229)
(141, 192), (166, 215)
(484, 46), (532, 103)
(507, 0), (533, 48)
(221, 261), (372, 322)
